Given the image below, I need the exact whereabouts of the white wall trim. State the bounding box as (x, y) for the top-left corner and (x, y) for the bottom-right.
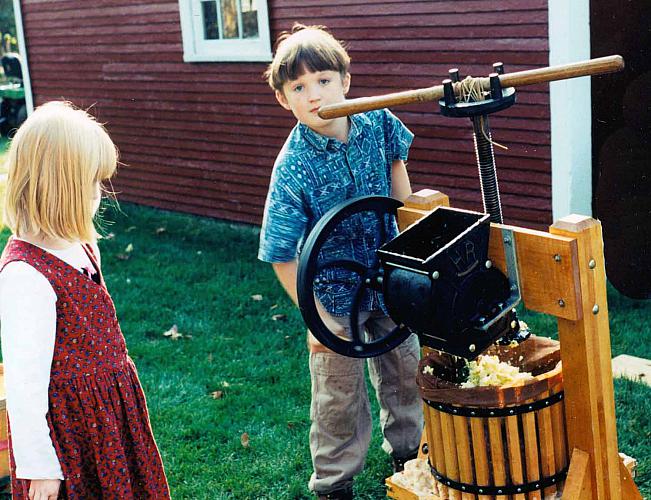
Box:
(548, 0), (592, 220)
(12, 0), (33, 114)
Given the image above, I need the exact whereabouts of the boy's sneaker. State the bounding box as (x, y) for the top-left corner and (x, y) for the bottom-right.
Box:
(316, 486), (353, 500)
(391, 451), (419, 473)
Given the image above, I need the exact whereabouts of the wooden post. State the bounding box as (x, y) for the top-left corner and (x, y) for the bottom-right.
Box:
(397, 189), (449, 231)
(550, 216), (620, 499)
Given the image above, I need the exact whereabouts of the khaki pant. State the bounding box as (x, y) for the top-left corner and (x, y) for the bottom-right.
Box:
(307, 311), (423, 494)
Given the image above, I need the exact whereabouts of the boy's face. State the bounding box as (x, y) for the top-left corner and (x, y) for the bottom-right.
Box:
(275, 69), (351, 134)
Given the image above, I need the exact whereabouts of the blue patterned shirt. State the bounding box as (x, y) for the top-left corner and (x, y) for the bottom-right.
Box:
(258, 109), (414, 315)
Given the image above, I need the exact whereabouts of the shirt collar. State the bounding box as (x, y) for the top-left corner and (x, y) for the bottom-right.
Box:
(298, 113), (372, 152)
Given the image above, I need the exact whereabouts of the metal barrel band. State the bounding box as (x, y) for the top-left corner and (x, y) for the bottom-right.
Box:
(423, 390), (564, 417)
(429, 462), (569, 496)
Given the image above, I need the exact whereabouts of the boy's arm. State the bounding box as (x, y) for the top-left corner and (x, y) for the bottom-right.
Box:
(272, 260), (344, 353)
(391, 159), (412, 202)
(272, 260), (299, 306)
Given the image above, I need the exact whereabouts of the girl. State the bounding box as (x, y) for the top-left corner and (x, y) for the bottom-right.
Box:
(0, 101), (170, 499)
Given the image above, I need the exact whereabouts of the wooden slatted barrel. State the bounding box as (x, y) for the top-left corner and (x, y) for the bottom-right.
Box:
(418, 340), (568, 500)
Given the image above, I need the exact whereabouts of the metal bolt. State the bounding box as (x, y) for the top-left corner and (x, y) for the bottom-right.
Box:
(554, 254), (561, 262)
(469, 344), (476, 352)
(432, 271), (440, 280)
(589, 259), (596, 269)
(558, 299), (565, 307)
(485, 260), (492, 269)
(592, 304), (599, 314)
(364, 278), (371, 285)
(503, 237), (511, 245)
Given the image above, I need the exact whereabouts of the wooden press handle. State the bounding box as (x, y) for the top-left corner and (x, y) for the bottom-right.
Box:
(318, 55), (624, 119)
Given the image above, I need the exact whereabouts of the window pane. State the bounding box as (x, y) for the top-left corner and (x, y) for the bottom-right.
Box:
(201, 1), (219, 40)
(241, 0), (259, 39)
(220, 0), (239, 39)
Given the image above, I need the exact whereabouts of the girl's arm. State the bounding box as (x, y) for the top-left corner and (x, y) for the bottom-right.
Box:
(0, 263), (64, 480)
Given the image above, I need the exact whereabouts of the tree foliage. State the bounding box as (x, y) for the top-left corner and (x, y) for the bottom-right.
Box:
(0, 0), (15, 38)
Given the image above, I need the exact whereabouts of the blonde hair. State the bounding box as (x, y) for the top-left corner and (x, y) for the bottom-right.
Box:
(3, 101), (118, 243)
(264, 23), (350, 93)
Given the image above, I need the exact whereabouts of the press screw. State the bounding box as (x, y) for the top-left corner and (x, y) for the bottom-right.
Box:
(485, 260), (492, 269)
(469, 344), (476, 352)
(589, 259), (596, 269)
(558, 299), (565, 307)
(432, 271), (440, 280)
(592, 304), (599, 314)
(554, 254), (561, 262)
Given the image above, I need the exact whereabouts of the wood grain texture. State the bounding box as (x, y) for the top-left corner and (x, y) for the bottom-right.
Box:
(22, 0), (553, 229)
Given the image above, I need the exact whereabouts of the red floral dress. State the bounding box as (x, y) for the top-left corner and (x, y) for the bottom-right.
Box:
(0, 238), (170, 499)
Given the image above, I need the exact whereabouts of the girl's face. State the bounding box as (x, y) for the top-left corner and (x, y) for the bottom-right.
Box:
(92, 182), (102, 215)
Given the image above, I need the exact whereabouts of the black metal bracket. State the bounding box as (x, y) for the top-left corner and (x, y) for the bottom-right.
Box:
(423, 390), (564, 418)
(429, 462), (569, 496)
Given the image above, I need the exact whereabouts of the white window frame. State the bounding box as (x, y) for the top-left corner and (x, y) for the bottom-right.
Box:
(179, 0), (272, 62)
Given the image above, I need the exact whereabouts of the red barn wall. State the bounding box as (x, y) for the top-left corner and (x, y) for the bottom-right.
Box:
(21, 0), (550, 229)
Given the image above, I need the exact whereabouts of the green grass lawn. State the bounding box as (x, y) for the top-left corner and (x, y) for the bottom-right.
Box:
(0, 202), (649, 499)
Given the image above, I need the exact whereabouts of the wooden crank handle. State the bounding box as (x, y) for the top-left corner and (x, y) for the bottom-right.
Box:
(318, 55), (624, 119)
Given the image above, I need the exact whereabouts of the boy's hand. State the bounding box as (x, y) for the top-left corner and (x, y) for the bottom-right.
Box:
(29, 479), (61, 500)
(308, 302), (347, 353)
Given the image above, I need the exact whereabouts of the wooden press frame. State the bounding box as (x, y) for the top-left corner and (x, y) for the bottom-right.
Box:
(395, 189), (642, 500)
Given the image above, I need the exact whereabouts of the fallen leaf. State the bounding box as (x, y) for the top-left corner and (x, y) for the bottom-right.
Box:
(240, 432), (250, 448)
(271, 314), (286, 321)
(125, 243), (134, 253)
(269, 304), (278, 310)
(125, 226), (137, 232)
(211, 390), (224, 399)
(104, 232), (115, 240)
(155, 227), (166, 234)
(251, 294), (263, 301)
(207, 353), (213, 363)
(222, 381), (230, 388)
(162, 324), (183, 340)
(116, 253), (130, 261)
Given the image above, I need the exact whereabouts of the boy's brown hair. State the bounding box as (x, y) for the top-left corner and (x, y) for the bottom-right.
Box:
(264, 23), (350, 93)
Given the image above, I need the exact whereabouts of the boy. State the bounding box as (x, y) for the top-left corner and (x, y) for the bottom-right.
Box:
(258, 24), (423, 500)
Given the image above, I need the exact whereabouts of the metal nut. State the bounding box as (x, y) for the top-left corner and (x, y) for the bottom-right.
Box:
(592, 304), (599, 314)
(589, 259), (596, 269)
(485, 260), (492, 269)
(558, 299), (565, 307)
(554, 254), (561, 262)
(432, 271), (440, 280)
(469, 344), (476, 353)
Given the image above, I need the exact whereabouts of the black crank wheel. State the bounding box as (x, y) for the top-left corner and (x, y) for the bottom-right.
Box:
(297, 195), (413, 358)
